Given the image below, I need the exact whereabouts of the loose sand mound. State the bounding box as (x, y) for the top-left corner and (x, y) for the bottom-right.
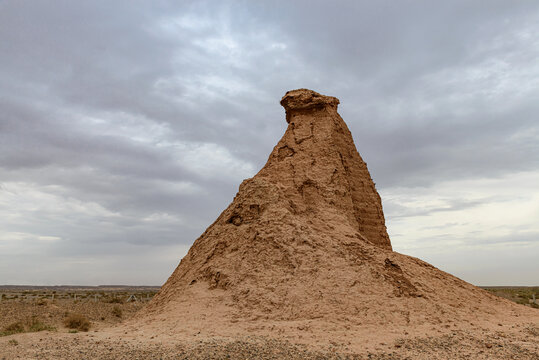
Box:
(124, 89), (537, 353)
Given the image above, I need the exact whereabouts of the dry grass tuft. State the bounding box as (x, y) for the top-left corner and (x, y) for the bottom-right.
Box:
(63, 313), (90, 332)
(1, 317), (55, 336)
(28, 317), (55, 332)
(1, 321), (24, 336)
(111, 305), (123, 318)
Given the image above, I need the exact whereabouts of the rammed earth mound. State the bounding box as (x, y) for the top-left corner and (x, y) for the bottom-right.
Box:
(121, 89), (538, 354)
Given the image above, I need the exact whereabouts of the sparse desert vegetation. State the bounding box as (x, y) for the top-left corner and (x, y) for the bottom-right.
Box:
(482, 286), (539, 308)
(0, 286), (158, 336)
(0, 285), (536, 359)
(1, 316), (55, 337)
(1, 285), (536, 338)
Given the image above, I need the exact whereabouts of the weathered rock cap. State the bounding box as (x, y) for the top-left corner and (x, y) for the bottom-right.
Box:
(280, 89), (340, 123)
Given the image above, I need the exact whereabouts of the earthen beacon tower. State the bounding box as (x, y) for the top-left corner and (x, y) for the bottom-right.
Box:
(134, 90), (531, 348)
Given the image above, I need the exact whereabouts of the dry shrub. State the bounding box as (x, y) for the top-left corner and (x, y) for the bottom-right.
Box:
(111, 305), (123, 318)
(64, 313), (90, 332)
(2, 321), (24, 336)
(1, 318), (55, 337)
(106, 297), (123, 304)
(36, 298), (48, 306)
(28, 316), (55, 332)
(4, 322), (24, 332)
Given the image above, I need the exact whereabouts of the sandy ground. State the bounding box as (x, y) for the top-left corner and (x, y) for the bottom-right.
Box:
(0, 320), (538, 359)
(1, 293), (537, 359)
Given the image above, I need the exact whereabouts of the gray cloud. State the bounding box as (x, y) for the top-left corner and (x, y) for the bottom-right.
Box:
(1, 1), (538, 285)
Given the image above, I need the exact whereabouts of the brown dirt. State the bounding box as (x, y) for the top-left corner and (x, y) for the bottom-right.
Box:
(1, 89), (537, 358)
(0, 298), (145, 333)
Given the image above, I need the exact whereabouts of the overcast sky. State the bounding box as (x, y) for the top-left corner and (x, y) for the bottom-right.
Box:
(1, 1), (538, 286)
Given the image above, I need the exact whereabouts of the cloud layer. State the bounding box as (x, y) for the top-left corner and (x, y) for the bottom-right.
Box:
(1, 1), (538, 285)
